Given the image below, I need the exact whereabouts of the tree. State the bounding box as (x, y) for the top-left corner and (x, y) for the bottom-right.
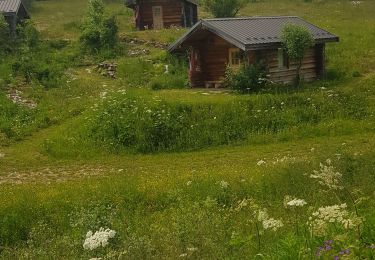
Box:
(201, 0), (251, 18)
(281, 24), (314, 85)
(80, 0), (118, 54)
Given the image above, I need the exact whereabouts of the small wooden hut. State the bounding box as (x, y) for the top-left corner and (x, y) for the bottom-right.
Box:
(168, 16), (339, 87)
(0, 0), (30, 36)
(125, 0), (198, 30)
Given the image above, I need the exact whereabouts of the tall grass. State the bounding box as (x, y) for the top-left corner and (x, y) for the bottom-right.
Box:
(85, 88), (368, 153)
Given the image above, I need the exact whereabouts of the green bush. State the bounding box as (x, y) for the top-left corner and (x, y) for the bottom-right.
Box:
(0, 15), (11, 55)
(80, 0), (119, 56)
(224, 63), (268, 93)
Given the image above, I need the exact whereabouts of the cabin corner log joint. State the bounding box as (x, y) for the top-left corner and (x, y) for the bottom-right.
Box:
(125, 0), (198, 30)
(168, 16), (339, 87)
(0, 0), (30, 37)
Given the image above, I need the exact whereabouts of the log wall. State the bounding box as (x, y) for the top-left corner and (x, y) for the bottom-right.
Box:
(188, 34), (325, 87)
(265, 44), (325, 84)
(138, 0), (197, 29)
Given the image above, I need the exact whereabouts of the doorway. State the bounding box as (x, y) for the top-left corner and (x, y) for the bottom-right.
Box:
(152, 6), (163, 29)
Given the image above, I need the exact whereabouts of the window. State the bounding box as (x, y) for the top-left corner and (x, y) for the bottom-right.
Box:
(229, 48), (243, 67)
(278, 48), (289, 69)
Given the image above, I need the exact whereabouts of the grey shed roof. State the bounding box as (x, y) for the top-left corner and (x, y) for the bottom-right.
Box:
(0, 0), (29, 17)
(0, 0), (21, 14)
(169, 16), (339, 52)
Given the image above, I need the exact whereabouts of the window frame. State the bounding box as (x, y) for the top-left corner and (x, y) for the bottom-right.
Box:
(278, 48), (289, 69)
(229, 48), (244, 67)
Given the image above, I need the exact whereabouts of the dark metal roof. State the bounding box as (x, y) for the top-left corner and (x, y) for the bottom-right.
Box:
(0, 0), (21, 14)
(169, 16), (339, 52)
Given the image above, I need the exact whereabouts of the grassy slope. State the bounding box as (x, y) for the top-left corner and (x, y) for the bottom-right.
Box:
(0, 0), (375, 258)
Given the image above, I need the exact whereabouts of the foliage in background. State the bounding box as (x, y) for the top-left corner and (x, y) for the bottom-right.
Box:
(80, 0), (119, 57)
(224, 63), (268, 93)
(281, 24), (314, 85)
(201, 0), (252, 17)
(0, 15), (11, 55)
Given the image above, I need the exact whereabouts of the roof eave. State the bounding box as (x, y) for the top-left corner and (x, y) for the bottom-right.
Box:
(168, 21), (204, 52)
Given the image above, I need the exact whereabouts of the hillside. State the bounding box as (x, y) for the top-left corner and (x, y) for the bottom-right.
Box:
(0, 0), (375, 259)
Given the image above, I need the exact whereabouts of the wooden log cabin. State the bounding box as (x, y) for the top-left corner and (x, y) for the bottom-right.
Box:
(0, 0), (30, 37)
(168, 16), (339, 87)
(125, 0), (198, 30)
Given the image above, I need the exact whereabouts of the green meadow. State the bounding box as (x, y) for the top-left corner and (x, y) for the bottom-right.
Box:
(0, 0), (375, 258)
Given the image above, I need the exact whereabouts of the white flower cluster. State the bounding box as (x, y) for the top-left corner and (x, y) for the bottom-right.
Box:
(257, 160), (266, 166)
(351, 1), (361, 6)
(286, 198), (307, 207)
(258, 209), (284, 231)
(310, 159), (343, 190)
(220, 180), (229, 189)
(308, 204), (361, 236)
(83, 228), (116, 250)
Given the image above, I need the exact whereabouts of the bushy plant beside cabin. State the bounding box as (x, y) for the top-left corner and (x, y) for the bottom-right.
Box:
(281, 24), (314, 85)
(224, 63), (268, 93)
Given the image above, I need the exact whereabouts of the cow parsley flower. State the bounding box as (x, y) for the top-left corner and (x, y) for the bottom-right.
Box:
(286, 198), (307, 207)
(262, 218), (284, 231)
(308, 204), (361, 236)
(83, 228), (116, 250)
(257, 209), (283, 231)
(257, 160), (266, 166)
(220, 180), (229, 189)
(310, 160), (343, 190)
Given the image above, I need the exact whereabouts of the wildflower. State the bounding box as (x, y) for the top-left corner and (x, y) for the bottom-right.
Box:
(187, 247), (198, 252)
(310, 160), (343, 190)
(220, 180), (229, 189)
(83, 228), (116, 250)
(262, 218), (284, 231)
(257, 209), (283, 231)
(257, 209), (269, 222)
(308, 204), (361, 236)
(286, 198), (307, 207)
(257, 160), (266, 166)
(179, 253), (188, 257)
(186, 180), (192, 186)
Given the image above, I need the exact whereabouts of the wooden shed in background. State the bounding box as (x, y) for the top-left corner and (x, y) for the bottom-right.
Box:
(0, 0), (30, 36)
(169, 16), (339, 88)
(125, 0), (198, 30)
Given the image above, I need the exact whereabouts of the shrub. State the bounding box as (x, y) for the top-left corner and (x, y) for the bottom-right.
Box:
(224, 63), (268, 93)
(201, 0), (251, 17)
(80, 0), (119, 56)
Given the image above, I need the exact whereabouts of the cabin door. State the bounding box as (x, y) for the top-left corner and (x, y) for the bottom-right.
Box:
(152, 6), (164, 29)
